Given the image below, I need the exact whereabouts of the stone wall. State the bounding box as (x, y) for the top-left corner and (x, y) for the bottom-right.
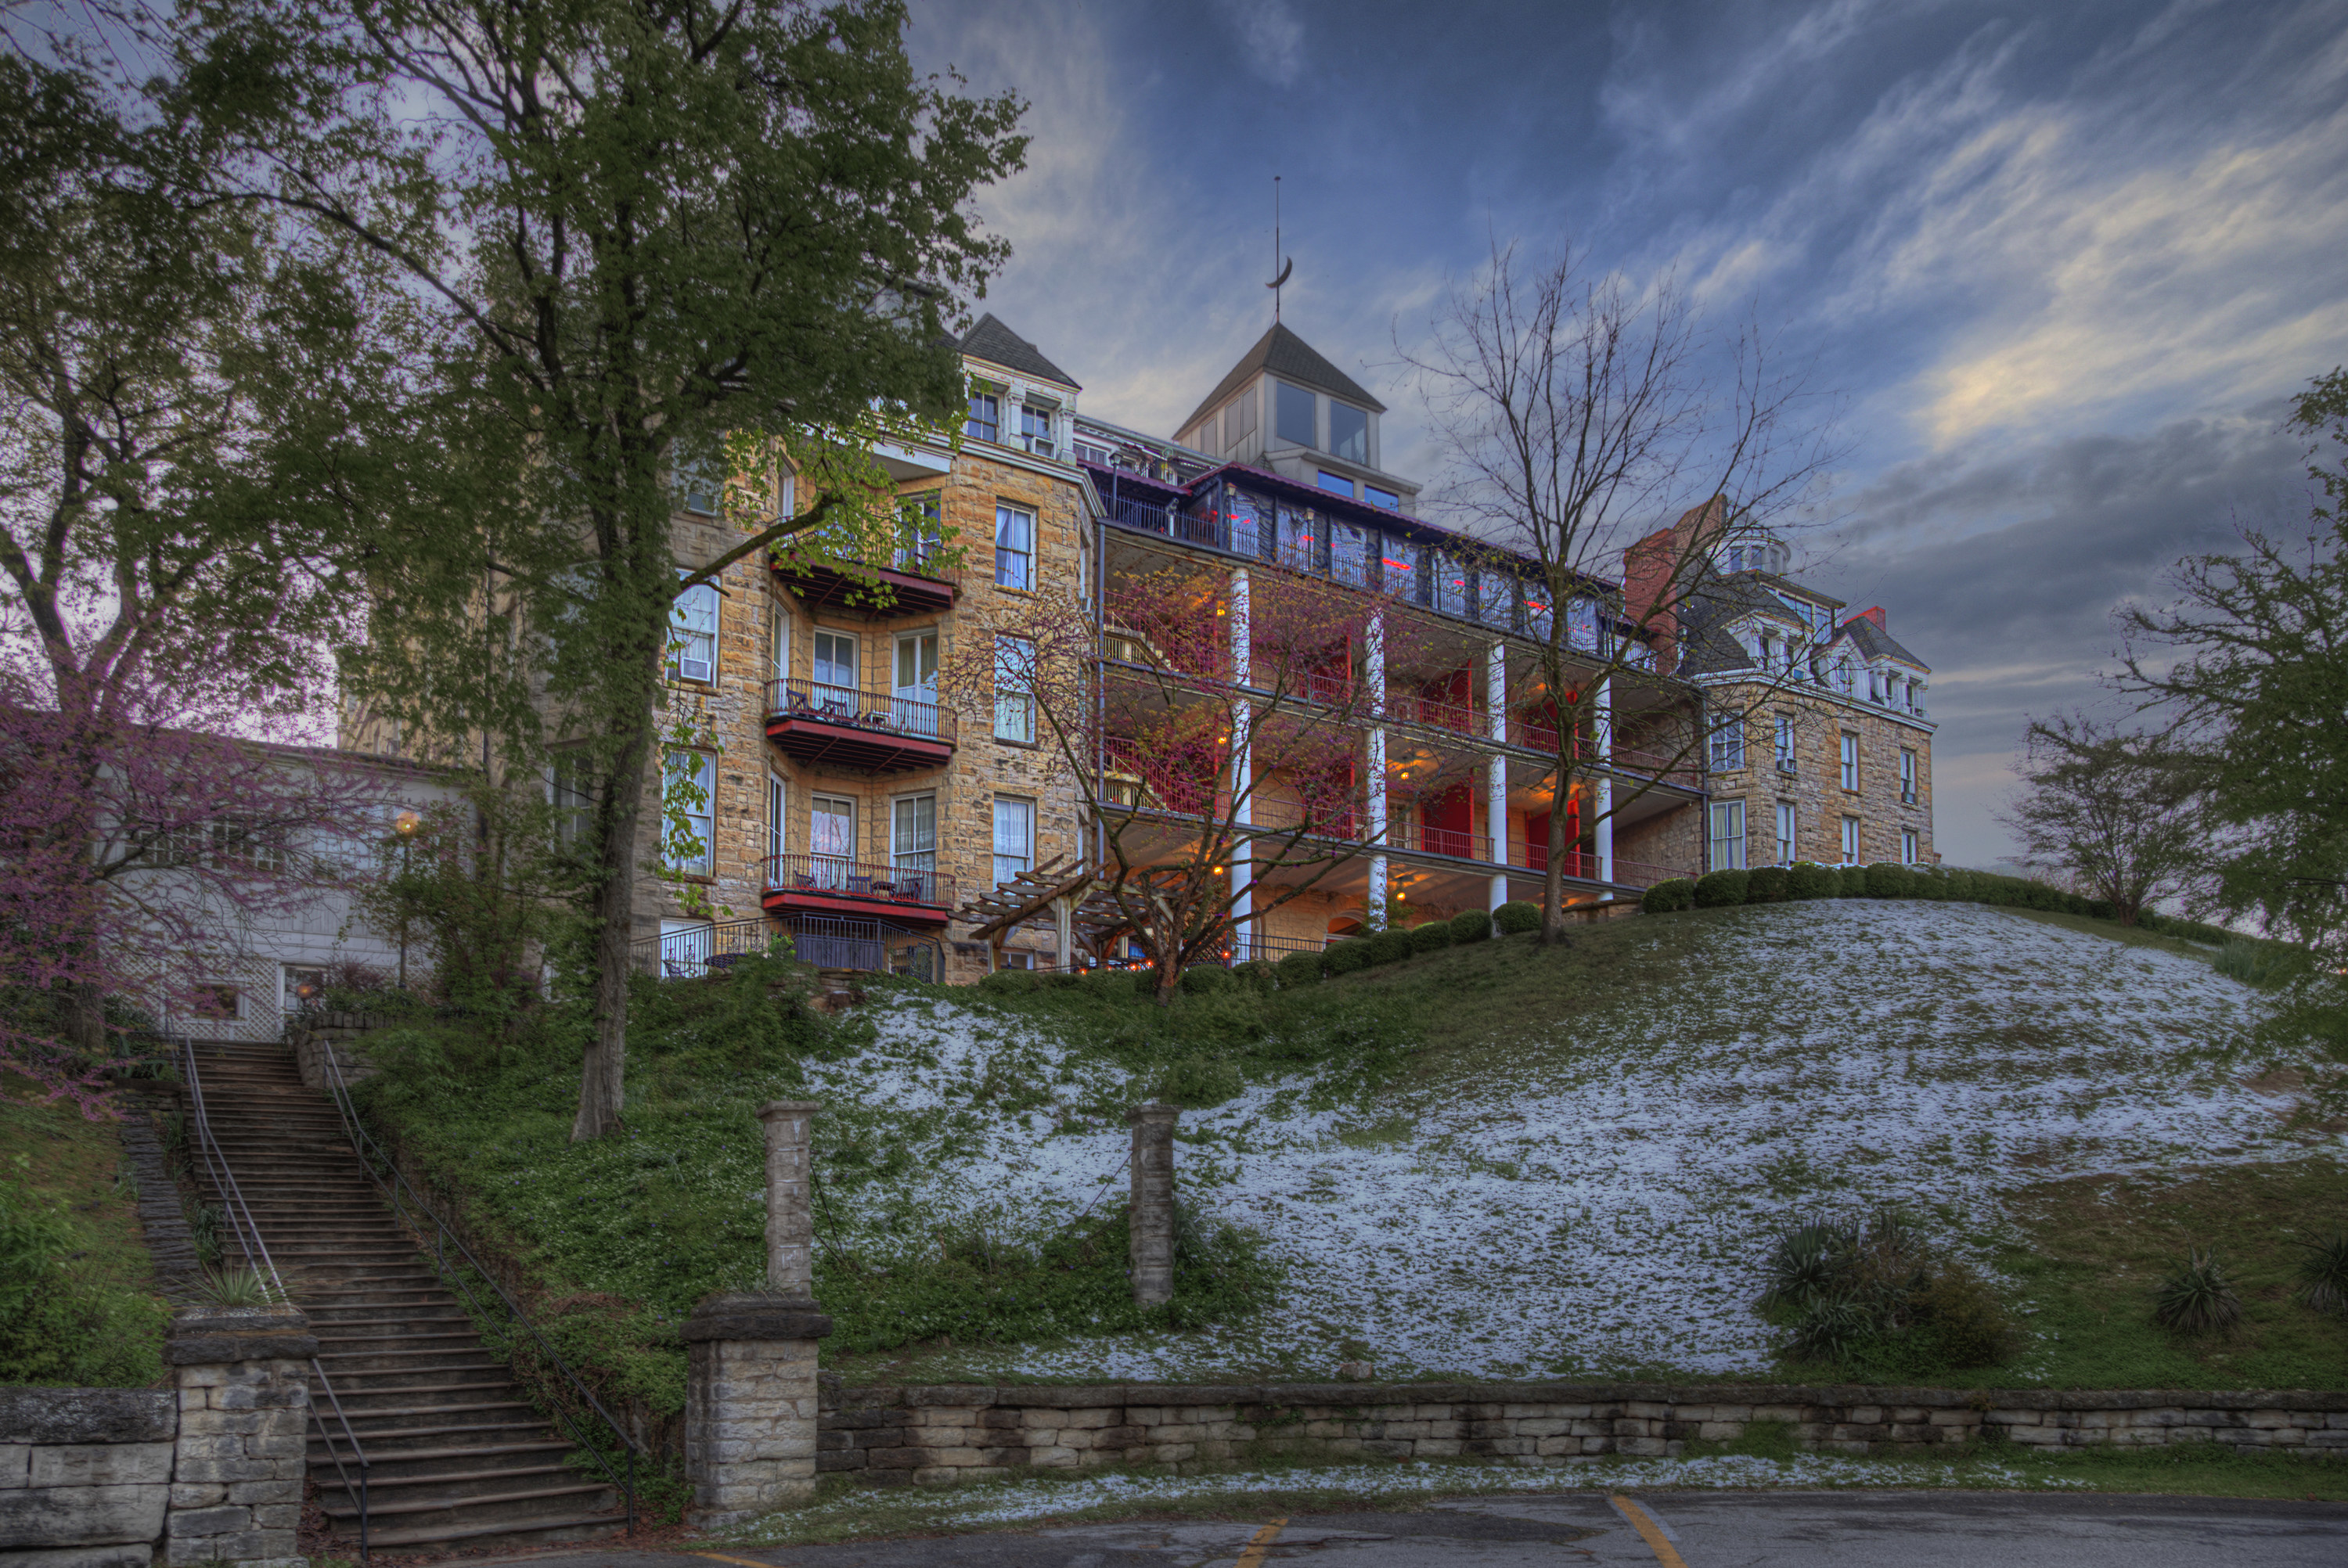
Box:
(0, 1307), (317, 1568)
(1705, 676), (1934, 869)
(815, 1379), (2348, 1485)
(287, 1013), (390, 1092)
(0, 1389), (176, 1568)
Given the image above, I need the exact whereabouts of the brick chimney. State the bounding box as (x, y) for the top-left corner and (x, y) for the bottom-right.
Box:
(1849, 606), (1886, 631)
(1621, 497), (1730, 673)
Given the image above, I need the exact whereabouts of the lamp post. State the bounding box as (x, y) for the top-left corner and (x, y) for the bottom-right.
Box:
(393, 810), (420, 990)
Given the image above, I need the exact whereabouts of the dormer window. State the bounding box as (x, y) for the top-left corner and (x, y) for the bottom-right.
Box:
(1328, 400), (1368, 464)
(1277, 380), (1316, 448)
(966, 388), (1000, 444)
(1020, 404), (1056, 458)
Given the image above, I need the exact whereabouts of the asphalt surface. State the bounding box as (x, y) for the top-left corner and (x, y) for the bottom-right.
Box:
(466, 1491), (2348, 1567)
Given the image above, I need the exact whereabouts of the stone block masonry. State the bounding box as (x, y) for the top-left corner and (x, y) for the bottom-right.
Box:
(813, 1380), (2348, 1485)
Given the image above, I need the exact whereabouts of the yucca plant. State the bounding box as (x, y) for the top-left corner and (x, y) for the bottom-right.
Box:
(1759, 1217), (1858, 1309)
(2152, 1247), (2242, 1334)
(2289, 1232), (2348, 1316)
(198, 1267), (276, 1307)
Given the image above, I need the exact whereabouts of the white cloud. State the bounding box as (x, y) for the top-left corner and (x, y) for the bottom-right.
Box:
(1209, 0), (1305, 87)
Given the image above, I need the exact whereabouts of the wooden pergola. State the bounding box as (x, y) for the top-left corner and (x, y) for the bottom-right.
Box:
(953, 856), (1138, 970)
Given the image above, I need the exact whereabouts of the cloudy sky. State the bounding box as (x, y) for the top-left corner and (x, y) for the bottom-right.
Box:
(908, 0), (2348, 866)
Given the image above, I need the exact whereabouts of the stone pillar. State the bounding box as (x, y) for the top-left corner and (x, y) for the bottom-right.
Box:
(1128, 1102), (1179, 1306)
(682, 1101), (831, 1528)
(163, 1304), (315, 1568)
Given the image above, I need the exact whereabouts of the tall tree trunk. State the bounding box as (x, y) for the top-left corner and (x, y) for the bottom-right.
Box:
(65, 979), (107, 1059)
(1540, 754), (1571, 947)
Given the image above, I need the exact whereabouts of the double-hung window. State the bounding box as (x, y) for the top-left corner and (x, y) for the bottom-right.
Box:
(966, 388), (999, 444)
(891, 794), (937, 899)
(1776, 801), (1797, 865)
(1900, 748), (1918, 804)
(812, 630), (856, 710)
(1708, 715), (1746, 771)
(1709, 800), (1747, 871)
(1902, 827), (1920, 864)
(668, 570), (718, 684)
(662, 749), (715, 877)
(995, 503), (1034, 589)
(766, 775), (787, 867)
(551, 752), (594, 847)
(1839, 732), (1860, 792)
(1842, 815), (1862, 865)
(992, 797), (1035, 887)
(1774, 714), (1796, 772)
(1020, 404), (1056, 457)
(994, 635), (1036, 743)
(896, 492), (943, 571)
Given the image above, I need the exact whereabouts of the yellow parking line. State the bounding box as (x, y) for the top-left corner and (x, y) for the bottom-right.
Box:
(1609, 1495), (1688, 1568)
(692, 1552), (787, 1568)
(1233, 1516), (1288, 1567)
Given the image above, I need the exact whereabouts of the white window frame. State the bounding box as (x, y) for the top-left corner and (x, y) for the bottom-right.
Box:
(1775, 801), (1797, 865)
(994, 634), (1036, 743)
(1839, 732), (1860, 792)
(1902, 827), (1920, 864)
(1709, 714), (1746, 771)
(767, 599), (792, 685)
(1709, 800), (1747, 871)
(891, 793), (938, 896)
(1842, 815), (1862, 865)
(668, 570), (718, 685)
(809, 794), (855, 865)
(812, 628), (857, 708)
(661, 748), (715, 877)
(551, 750), (594, 847)
(766, 774), (787, 864)
(1900, 747), (1918, 804)
(1774, 714), (1796, 772)
(992, 796), (1035, 887)
(995, 502), (1035, 590)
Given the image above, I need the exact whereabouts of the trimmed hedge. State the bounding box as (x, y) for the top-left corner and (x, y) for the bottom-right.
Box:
(1785, 861), (1837, 901)
(1277, 948), (1325, 987)
(1325, 938), (1376, 976)
(1693, 869), (1749, 908)
(1745, 865), (1788, 904)
(1493, 900), (1542, 935)
(1641, 877), (1694, 913)
(1364, 928), (1414, 966)
(1179, 963), (1235, 995)
(1450, 907), (1493, 943)
(1409, 919), (1454, 955)
(1864, 861), (1916, 899)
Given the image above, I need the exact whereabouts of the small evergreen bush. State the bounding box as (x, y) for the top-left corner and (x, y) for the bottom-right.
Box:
(1864, 861), (1915, 899)
(1179, 963), (1235, 996)
(1641, 877), (1694, 913)
(1910, 867), (1948, 900)
(1838, 865), (1869, 897)
(1492, 900), (1541, 935)
(1364, 927), (1413, 966)
(2152, 1247), (2242, 1335)
(1693, 869), (1749, 908)
(1324, 938), (1376, 976)
(1784, 861), (1836, 900)
(1449, 907), (1493, 943)
(1408, 920), (1453, 955)
(1233, 959), (1280, 995)
(2291, 1232), (2348, 1316)
(1745, 865), (1788, 904)
(1759, 1207), (2013, 1374)
(1277, 948), (1325, 987)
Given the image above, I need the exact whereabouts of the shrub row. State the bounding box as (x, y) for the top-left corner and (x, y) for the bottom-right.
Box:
(1640, 861), (2250, 948)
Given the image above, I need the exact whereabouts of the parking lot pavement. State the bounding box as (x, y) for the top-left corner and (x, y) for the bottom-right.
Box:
(467, 1490), (2348, 1568)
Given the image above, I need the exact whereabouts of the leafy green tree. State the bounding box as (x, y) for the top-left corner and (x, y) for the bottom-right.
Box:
(2122, 369), (2348, 1078)
(1998, 715), (2210, 927)
(175, 0), (1026, 1137)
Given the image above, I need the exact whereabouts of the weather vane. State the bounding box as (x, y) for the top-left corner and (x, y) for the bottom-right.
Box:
(1268, 174), (1291, 321)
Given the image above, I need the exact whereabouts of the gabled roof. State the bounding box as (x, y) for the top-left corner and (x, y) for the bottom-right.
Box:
(1183, 322), (1386, 431)
(1838, 616), (1928, 671)
(957, 314), (1079, 390)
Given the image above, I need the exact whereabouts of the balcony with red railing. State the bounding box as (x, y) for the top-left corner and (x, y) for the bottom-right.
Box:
(760, 853), (956, 924)
(765, 678), (956, 773)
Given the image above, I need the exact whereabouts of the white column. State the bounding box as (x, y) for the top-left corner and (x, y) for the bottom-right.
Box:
(1366, 610), (1388, 929)
(1485, 640), (1509, 910)
(1594, 676), (1615, 886)
(1229, 568), (1254, 957)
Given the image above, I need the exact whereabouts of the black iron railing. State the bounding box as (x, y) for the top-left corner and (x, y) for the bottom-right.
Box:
(178, 1042), (373, 1562)
(628, 916), (789, 978)
(313, 1047), (637, 1539)
(765, 678), (956, 745)
(763, 852), (954, 908)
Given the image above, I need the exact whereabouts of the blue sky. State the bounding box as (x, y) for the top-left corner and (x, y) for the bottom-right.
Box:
(909, 0), (2348, 866)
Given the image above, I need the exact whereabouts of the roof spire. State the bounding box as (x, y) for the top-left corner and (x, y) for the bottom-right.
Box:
(1267, 174), (1292, 322)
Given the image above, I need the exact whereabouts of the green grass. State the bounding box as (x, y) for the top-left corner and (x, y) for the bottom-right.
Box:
(0, 1085), (170, 1386)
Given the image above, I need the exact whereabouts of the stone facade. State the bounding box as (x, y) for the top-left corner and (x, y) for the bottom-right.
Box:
(1, 1308), (315, 1568)
(812, 1380), (2348, 1485)
(1704, 678), (1936, 869)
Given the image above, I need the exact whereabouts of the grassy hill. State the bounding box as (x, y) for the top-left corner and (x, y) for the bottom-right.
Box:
(361, 899), (2346, 1406)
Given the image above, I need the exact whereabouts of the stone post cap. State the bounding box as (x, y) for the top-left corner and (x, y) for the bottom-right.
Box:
(1126, 1102), (1179, 1124)
(682, 1289), (833, 1343)
(756, 1100), (822, 1121)
(165, 1303), (318, 1365)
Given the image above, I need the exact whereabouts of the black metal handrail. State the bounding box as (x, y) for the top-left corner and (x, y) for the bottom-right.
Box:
(178, 1041), (373, 1562)
(312, 1046), (638, 1535)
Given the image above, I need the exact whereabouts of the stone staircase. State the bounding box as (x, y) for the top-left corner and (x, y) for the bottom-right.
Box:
(184, 1041), (629, 1555)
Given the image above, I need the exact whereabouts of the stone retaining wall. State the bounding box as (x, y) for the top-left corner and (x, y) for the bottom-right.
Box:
(1, 1307), (316, 1568)
(816, 1379), (2348, 1486)
(288, 1013), (389, 1093)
